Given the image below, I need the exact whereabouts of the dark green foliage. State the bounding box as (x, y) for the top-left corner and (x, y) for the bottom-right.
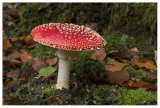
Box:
(10, 77), (56, 105)
(29, 43), (55, 59)
(17, 3), (43, 35)
(53, 84), (96, 105)
(94, 85), (122, 105)
(71, 52), (108, 80)
(20, 62), (34, 78)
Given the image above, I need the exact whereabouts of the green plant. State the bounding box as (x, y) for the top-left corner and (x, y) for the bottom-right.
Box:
(21, 62), (33, 70)
(120, 87), (157, 105)
(29, 43), (55, 59)
(71, 52), (108, 80)
(125, 65), (146, 80)
(106, 57), (116, 64)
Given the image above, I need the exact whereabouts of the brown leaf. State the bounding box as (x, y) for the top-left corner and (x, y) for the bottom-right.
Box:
(7, 70), (20, 80)
(46, 57), (58, 66)
(20, 53), (34, 63)
(3, 57), (21, 67)
(33, 58), (48, 72)
(51, 95), (65, 105)
(132, 58), (157, 72)
(3, 98), (23, 105)
(38, 3), (50, 10)
(23, 35), (32, 43)
(3, 40), (12, 50)
(91, 48), (107, 62)
(42, 74), (56, 82)
(11, 51), (21, 59)
(102, 70), (130, 85)
(19, 78), (28, 85)
(105, 62), (128, 72)
(131, 81), (157, 91)
(108, 51), (130, 60)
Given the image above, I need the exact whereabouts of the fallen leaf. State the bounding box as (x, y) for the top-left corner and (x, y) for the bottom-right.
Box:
(11, 51), (21, 59)
(91, 48), (107, 62)
(38, 3), (50, 10)
(42, 74), (56, 82)
(3, 40), (12, 50)
(3, 98), (23, 105)
(3, 57), (21, 67)
(23, 35), (32, 44)
(33, 58), (48, 73)
(102, 70), (130, 85)
(46, 57), (58, 66)
(51, 95), (65, 105)
(108, 51), (130, 60)
(39, 66), (56, 77)
(131, 81), (157, 91)
(11, 37), (19, 41)
(132, 58), (157, 72)
(105, 62), (128, 72)
(19, 78), (28, 85)
(7, 70), (20, 80)
(20, 53), (34, 63)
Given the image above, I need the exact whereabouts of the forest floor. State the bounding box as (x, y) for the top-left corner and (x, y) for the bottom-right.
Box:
(3, 3), (157, 105)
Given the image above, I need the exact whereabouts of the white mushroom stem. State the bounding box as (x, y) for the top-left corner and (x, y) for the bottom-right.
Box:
(56, 49), (80, 89)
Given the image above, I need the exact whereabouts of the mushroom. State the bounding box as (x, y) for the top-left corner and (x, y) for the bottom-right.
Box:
(31, 23), (106, 89)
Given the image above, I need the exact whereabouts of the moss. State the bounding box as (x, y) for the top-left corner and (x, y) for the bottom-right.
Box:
(125, 65), (146, 80)
(94, 85), (157, 105)
(29, 43), (55, 59)
(94, 85), (111, 96)
(120, 87), (157, 105)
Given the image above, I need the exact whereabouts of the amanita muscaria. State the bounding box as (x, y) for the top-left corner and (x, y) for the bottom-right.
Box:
(31, 23), (106, 89)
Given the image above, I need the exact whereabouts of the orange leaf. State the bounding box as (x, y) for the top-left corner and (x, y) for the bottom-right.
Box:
(23, 35), (32, 43)
(132, 58), (157, 72)
(105, 62), (128, 72)
(3, 40), (12, 50)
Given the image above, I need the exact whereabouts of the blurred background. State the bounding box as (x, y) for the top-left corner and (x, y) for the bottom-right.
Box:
(3, 3), (157, 55)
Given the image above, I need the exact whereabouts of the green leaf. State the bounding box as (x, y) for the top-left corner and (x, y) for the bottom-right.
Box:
(39, 66), (56, 77)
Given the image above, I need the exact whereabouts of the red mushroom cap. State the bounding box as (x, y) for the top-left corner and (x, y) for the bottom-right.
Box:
(31, 23), (106, 51)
